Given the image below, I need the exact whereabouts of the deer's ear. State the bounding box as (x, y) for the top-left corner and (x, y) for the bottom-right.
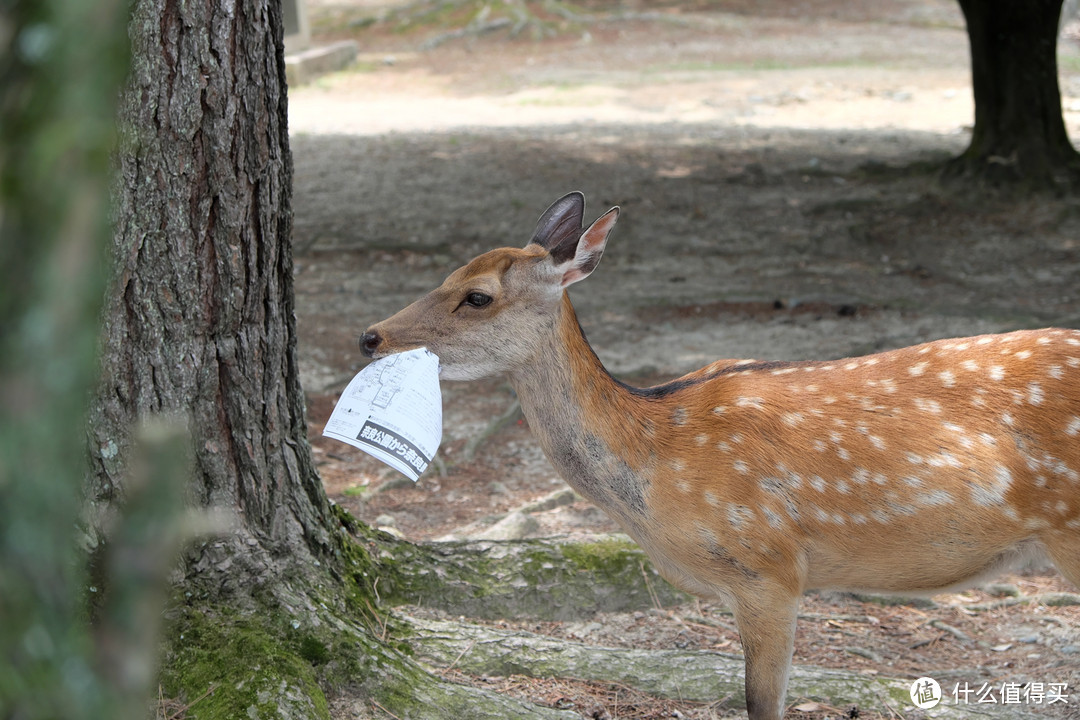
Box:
(557, 206), (620, 288)
(528, 192), (585, 264)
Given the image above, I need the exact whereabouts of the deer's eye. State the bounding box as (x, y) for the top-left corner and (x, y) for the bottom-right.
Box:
(463, 292), (492, 308)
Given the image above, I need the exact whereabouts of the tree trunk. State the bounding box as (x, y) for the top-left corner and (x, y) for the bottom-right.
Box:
(947, 0), (1080, 189)
(90, 0), (332, 576)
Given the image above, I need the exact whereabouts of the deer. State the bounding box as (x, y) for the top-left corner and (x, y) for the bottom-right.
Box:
(359, 192), (1080, 720)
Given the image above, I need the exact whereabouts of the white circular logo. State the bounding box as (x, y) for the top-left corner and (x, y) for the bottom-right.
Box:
(911, 677), (942, 709)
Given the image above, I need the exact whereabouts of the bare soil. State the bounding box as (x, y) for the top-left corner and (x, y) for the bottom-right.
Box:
(289, 2), (1080, 717)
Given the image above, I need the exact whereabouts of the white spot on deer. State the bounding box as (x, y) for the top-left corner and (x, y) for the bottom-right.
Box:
(695, 433), (708, 446)
(832, 418), (849, 428)
(1037, 336), (1051, 345)
(810, 475), (826, 493)
(844, 362), (859, 371)
(851, 467), (870, 484)
(913, 397), (943, 414)
(771, 367), (797, 376)
(736, 396), (765, 410)
(864, 358), (879, 366)
(677, 479), (691, 494)
(1067, 356), (1080, 368)
(728, 504), (755, 529)
(1048, 365), (1064, 379)
(872, 472), (888, 485)
(733, 460), (750, 474)
(704, 490), (720, 507)
(782, 412), (804, 427)
(1015, 349), (1033, 360)
(712, 405), (728, 416)
(1002, 412), (1015, 427)
(762, 506), (785, 529)
(918, 346), (932, 354)
(961, 359), (980, 372)
(823, 395), (837, 405)
(919, 489), (954, 507)
(813, 506), (830, 523)
(906, 452), (924, 465)
(1028, 382), (1044, 406)
(939, 370), (956, 387)
(837, 447), (851, 461)
(813, 439), (827, 452)
(972, 465), (1013, 507)
(872, 509), (891, 523)
(716, 441), (731, 453)
(880, 378), (897, 394)
(942, 422), (964, 433)
(1066, 338), (1079, 346)
(869, 434), (887, 450)
(1066, 417), (1080, 437)
(908, 361), (929, 377)
(671, 459), (686, 472)
(1057, 500), (1069, 514)
(903, 475), (924, 487)
(851, 513), (868, 525)
(731, 432), (745, 444)
(977, 336), (994, 345)
(673, 407), (689, 425)
(989, 365), (1006, 381)
(829, 431), (844, 444)
(955, 342), (970, 351)
(979, 432), (997, 447)
(939, 451), (962, 468)
(835, 479), (850, 494)
(805, 384), (819, 393)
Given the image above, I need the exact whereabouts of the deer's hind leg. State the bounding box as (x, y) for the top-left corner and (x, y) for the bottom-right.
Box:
(732, 586), (800, 720)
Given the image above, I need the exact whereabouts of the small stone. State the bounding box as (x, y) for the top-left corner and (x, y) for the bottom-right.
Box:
(472, 511), (539, 541)
(375, 514), (397, 528)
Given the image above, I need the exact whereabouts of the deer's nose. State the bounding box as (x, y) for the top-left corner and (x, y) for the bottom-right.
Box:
(359, 330), (382, 358)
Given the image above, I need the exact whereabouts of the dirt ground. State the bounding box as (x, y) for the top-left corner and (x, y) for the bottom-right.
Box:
(287, 2), (1080, 717)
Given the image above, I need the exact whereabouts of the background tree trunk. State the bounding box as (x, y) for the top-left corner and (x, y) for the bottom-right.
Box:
(90, 0), (332, 579)
(947, 0), (1080, 188)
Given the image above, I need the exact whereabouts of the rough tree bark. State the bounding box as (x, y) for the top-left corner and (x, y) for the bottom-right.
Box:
(947, 0), (1080, 189)
(89, 0), (332, 574)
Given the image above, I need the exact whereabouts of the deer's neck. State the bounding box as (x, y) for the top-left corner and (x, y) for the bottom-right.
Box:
(508, 294), (657, 531)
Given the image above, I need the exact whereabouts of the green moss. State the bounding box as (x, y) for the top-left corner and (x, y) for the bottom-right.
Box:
(161, 608), (331, 720)
(298, 635), (330, 665)
(559, 536), (640, 574)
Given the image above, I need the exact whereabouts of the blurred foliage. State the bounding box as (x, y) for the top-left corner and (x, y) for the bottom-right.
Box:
(0, 0), (169, 718)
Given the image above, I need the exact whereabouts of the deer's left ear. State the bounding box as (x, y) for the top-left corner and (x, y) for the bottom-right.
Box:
(557, 206), (620, 288)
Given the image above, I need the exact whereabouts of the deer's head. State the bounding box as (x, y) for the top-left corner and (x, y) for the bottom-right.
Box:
(360, 192), (620, 380)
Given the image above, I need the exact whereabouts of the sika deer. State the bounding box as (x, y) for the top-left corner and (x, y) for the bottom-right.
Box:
(359, 192), (1080, 720)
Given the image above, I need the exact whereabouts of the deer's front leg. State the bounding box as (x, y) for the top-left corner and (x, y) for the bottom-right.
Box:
(732, 587), (800, 720)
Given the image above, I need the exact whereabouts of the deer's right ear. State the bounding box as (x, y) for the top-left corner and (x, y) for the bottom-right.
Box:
(557, 206), (619, 288)
(528, 192), (585, 264)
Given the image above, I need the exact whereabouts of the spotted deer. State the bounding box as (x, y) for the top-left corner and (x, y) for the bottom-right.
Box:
(359, 192), (1080, 720)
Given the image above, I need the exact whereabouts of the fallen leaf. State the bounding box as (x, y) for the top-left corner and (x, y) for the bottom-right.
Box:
(794, 702), (824, 712)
